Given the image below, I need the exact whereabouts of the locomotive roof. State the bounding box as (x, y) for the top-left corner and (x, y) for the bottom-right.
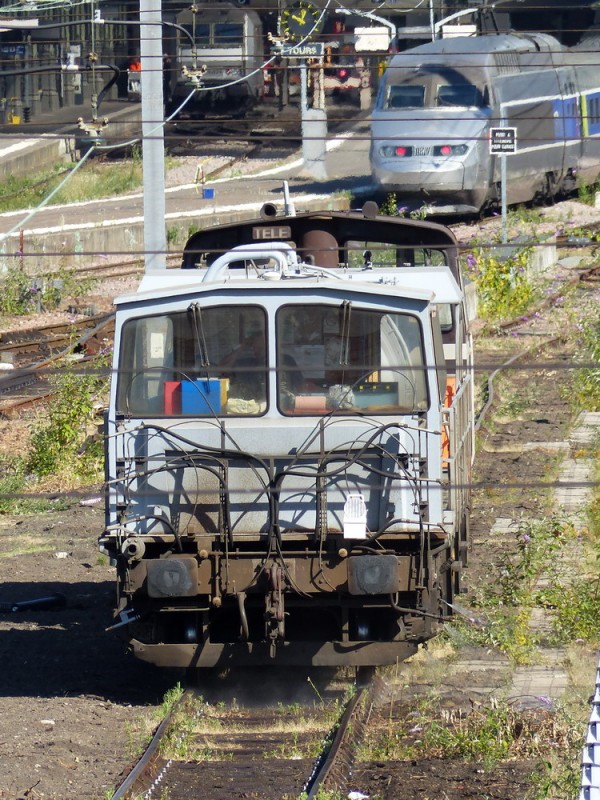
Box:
(113, 273), (440, 310)
(387, 32), (564, 67)
(181, 206), (460, 275)
(112, 206), (464, 310)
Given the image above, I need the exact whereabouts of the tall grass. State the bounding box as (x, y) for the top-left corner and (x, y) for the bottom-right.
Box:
(0, 152), (143, 212)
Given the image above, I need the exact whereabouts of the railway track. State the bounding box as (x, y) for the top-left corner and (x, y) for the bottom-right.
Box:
(0, 313), (114, 416)
(111, 668), (376, 800)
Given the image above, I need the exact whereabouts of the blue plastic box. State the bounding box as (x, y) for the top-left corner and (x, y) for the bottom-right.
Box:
(181, 379), (222, 414)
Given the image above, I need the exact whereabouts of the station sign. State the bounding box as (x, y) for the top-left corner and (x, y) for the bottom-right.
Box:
(489, 127), (517, 155)
(275, 41), (325, 58)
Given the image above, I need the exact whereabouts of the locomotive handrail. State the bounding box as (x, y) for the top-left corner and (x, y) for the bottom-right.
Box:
(202, 242), (299, 282)
(201, 242), (346, 283)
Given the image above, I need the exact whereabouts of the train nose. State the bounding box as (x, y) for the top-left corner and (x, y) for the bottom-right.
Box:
(374, 155), (466, 192)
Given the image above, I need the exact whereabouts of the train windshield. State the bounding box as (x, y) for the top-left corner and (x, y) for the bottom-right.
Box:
(386, 85), (425, 109)
(116, 305), (268, 417)
(437, 84), (483, 107)
(384, 68), (488, 110)
(276, 304), (428, 415)
(214, 23), (244, 46)
(182, 22), (243, 48)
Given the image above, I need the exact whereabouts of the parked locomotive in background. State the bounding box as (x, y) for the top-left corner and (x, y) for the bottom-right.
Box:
(169, 3), (265, 117)
(99, 204), (474, 669)
(371, 32), (600, 214)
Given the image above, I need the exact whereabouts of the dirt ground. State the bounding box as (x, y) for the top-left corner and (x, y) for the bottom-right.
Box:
(347, 334), (583, 800)
(0, 350), (582, 800)
(0, 503), (183, 800)
(0, 196), (598, 799)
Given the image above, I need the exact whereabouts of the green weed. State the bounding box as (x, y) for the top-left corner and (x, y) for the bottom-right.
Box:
(0, 455), (71, 514)
(0, 259), (97, 317)
(159, 683), (185, 716)
(572, 306), (600, 411)
(362, 692), (582, 779)
(447, 517), (578, 661)
(378, 193), (429, 219)
(537, 577), (600, 645)
(0, 157), (143, 213)
(507, 205), (544, 226)
(528, 699), (588, 800)
(465, 246), (537, 322)
(264, 730), (317, 759)
(578, 180), (600, 206)
(26, 360), (109, 480)
(158, 689), (203, 761)
(166, 225), (180, 248)
(446, 606), (537, 665)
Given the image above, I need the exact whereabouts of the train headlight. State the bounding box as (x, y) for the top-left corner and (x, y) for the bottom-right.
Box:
(380, 145), (413, 158)
(147, 558), (198, 598)
(347, 554), (400, 595)
(433, 144), (468, 157)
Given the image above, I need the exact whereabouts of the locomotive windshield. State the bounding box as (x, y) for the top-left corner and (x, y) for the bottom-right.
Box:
(116, 302), (428, 417)
(116, 305), (268, 417)
(276, 304), (428, 415)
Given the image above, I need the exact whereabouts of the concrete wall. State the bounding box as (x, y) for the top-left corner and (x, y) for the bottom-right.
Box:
(0, 105), (142, 182)
(0, 193), (352, 271)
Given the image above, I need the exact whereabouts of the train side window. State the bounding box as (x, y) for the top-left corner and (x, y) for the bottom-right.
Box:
(184, 23), (209, 47)
(343, 241), (449, 269)
(436, 303), (453, 332)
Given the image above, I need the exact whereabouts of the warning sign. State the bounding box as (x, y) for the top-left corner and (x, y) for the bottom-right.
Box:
(489, 127), (517, 155)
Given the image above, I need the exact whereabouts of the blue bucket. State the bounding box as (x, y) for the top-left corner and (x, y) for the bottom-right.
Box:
(202, 187), (215, 200)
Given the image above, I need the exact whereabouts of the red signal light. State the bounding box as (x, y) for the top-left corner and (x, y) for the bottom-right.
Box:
(395, 146), (408, 157)
(440, 145), (452, 156)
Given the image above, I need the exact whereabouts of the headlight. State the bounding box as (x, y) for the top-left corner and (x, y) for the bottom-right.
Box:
(380, 145), (413, 158)
(433, 144), (468, 156)
(147, 558), (198, 598)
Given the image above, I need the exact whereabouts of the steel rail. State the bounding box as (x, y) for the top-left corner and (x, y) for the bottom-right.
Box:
(111, 689), (193, 800)
(0, 314), (114, 414)
(305, 669), (376, 799)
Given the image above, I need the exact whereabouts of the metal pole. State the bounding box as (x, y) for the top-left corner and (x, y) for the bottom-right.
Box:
(430, 0), (435, 40)
(500, 113), (508, 244)
(300, 57), (308, 113)
(140, 0), (166, 272)
(300, 58), (310, 165)
(501, 153), (507, 244)
(300, 57), (327, 180)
